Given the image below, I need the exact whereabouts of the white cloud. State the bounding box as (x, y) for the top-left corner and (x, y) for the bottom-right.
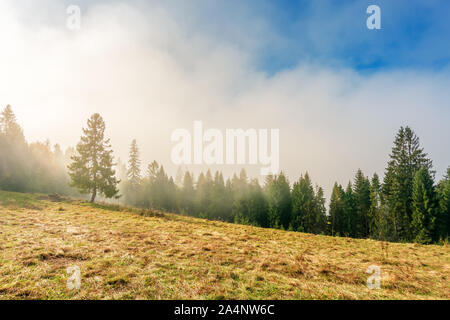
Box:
(0, 1), (449, 199)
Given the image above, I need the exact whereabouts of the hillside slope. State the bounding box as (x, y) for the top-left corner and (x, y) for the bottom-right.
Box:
(0, 191), (448, 299)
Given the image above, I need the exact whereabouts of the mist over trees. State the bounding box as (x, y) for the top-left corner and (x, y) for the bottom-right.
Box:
(0, 105), (448, 244)
(0, 105), (74, 194)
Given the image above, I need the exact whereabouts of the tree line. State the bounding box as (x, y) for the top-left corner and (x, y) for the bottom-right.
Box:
(117, 119), (450, 244)
(1, 107), (449, 244)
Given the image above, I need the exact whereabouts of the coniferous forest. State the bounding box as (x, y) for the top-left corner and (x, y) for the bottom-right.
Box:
(1, 105), (449, 244)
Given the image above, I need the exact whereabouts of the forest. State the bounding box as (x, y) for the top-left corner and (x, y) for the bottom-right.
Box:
(1, 105), (449, 244)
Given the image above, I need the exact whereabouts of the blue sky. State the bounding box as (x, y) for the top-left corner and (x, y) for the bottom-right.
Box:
(202, 0), (450, 73)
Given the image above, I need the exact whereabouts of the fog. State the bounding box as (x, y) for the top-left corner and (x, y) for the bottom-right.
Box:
(1, 0), (449, 199)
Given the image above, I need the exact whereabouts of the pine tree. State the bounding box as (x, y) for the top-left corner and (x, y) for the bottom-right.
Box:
(329, 183), (345, 236)
(147, 161), (159, 180)
(224, 178), (234, 221)
(210, 171), (227, 220)
(234, 179), (268, 227)
(411, 167), (438, 244)
(146, 164), (176, 211)
(383, 126), (433, 241)
(436, 167), (450, 240)
(314, 186), (327, 234)
(156, 166), (169, 210)
(291, 172), (316, 232)
(127, 139), (141, 186)
(353, 169), (371, 238)
(165, 175), (177, 211)
(368, 173), (382, 239)
(0, 105), (25, 143)
(265, 172), (291, 229)
(195, 172), (207, 216)
(180, 171), (195, 215)
(0, 105), (28, 191)
(249, 179), (269, 227)
(68, 113), (119, 202)
(145, 161), (159, 209)
(343, 182), (356, 237)
(232, 169), (249, 198)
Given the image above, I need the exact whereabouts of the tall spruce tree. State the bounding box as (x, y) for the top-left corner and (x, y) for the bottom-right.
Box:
(436, 167), (450, 240)
(121, 139), (142, 206)
(195, 172), (208, 216)
(249, 179), (269, 227)
(329, 183), (345, 236)
(291, 172), (316, 232)
(0, 105), (25, 143)
(127, 139), (141, 186)
(343, 182), (356, 237)
(210, 171), (228, 220)
(411, 167), (438, 244)
(265, 172), (291, 229)
(314, 186), (327, 234)
(353, 169), (371, 238)
(180, 171), (195, 215)
(383, 126), (433, 241)
(368, 173), (382, 239)
(145, 161), (159, 208)
(0, 105), (28, 191)
(68, 113), (119, 203)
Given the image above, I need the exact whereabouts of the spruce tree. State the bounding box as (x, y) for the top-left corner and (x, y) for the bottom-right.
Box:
(249, 179), (269, 227)
(329, 183), (345, 236)
(353, 169), (371, 238)
(180, 171), (195, 215)
(121, 140), (142, 206)
(195, 172), (207, 216)
(314, 186), (327, 234)
(234, 179), (268, 227)
(0, 105), (25, 143)
(265, 172), (291, 229)
(68, 113), (119, 203)
(368, 173), (382, 239)
(383, 126), (433, 241)
(411, 167), (438, 243)
(436, 167), (450, 240)
(211, 171), (227, 220)
(291, 172), (316, 232)
(343, 182), (356, 237)
(127, 139), (141, 187)
(0, 105), (28, 191)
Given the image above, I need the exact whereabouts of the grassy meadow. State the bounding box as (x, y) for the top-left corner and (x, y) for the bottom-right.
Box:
(0, 191), (448, 300)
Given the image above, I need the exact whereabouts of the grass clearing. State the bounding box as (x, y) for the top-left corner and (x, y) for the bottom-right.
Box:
(0, 190), (448, 299)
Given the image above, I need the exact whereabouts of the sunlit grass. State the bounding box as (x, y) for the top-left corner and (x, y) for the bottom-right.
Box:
(0, 190), (448, 299)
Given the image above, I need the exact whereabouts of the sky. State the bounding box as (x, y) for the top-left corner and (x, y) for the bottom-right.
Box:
(1, 0), (449, 197)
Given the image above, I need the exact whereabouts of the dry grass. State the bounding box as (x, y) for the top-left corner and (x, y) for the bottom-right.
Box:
(0, 191), (448, 300)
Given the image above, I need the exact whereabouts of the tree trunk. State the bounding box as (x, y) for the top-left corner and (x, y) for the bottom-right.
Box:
(90, 188), (97, 203)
